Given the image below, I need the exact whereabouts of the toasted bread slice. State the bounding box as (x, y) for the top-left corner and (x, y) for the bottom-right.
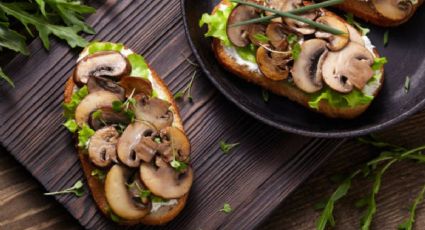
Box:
(64, 46), (189, 225)
(210, 1), (384, 119)
(328, 0), (424, 27)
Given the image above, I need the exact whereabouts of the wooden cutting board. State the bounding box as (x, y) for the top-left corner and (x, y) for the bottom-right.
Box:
(0, 0), (345, 229)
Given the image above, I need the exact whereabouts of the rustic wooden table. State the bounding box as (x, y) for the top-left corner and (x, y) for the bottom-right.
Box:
(1, 1), (425, 230)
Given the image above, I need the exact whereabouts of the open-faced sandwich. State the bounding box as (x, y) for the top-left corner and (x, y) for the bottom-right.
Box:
(200, 0), (387, 119)
(63, 42), (193, 225)
(323, 0), (424, 27)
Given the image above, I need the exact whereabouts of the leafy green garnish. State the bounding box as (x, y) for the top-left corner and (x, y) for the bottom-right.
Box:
(44, 180), (84, 197)
(235, 44), (257, 63)
(174, 71), (197, 101)
(220, 203), (233, 213)
(287, 34), (301, 60)
(91, 169), (106, 181)
(110, 212), (121, 223)
(404, 76), (410, 94)
(345, 13), (370, 36)
(372, 57), (388, 71)
(0, 22), (29, 56)
(398, 184), (425, 230)
(199, 3), (236, 46)
(63, 85), (89, 119)
(63, 119), (78, 133)
(140, 189), (151, 199)
(262, 89), (269, 102)
(111, 89), (136, 122)
(316, 137), (425, 230)
(87, 42), (124, 54)
(170, 159), (188, 172)
(220, 141), (240, 154)
(383, 30), (389, 47)
(78, 124), (95, 148)
(253, 33), (269, 43)
(0, 67), (15, 88)
(309, 87), (374, 110)
(127, 53), (150, 79)
(151, 195), (165, 203)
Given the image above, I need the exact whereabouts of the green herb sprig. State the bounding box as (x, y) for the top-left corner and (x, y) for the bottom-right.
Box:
(112, 89), (137, 122)
(174, 71), (197, 101)
(399, 184), (425, 230)
(316, 136), (425, 230)
(220, 203), (233, 213)
(44, 180), (84, 197)
(230, 0), (345, 35)
(220, 141), (240, 154)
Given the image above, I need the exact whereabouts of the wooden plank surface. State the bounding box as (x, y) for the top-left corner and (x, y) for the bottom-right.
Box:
(0, 1), (345, 229)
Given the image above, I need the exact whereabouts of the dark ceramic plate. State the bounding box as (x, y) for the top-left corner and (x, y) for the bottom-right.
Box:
(181, 0), (425, 138)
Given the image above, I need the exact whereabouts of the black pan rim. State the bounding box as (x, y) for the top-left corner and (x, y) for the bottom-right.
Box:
(180, 0), (425, 138)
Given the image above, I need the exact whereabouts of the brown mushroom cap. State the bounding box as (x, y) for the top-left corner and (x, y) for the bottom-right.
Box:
(134, 96), (173, 130)
(291, 39), (328, 93)
(75, 90), (122, 127)
(88, 127), (119, 167)
(74, 51), (131, 85)
(315, 16), (349, 51)
(117, 121), (157, 168)
(226, 5), (260, 47)
(119, 76), (153, 98)
(256, 46), (291, 81)
(105, 165), (150, 220)
(346, 23), (365, 46)
(372, 0), (414, 21)
(322, 42), (374, 93)
(87, 76), (125, 100)
(265, 22), (290, 51)
(140, 158), (193, 199)
(89, 107), (130, 130)
(157, 127), (191, 163)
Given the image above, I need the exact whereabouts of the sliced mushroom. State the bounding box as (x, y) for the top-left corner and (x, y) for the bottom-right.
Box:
(315, 16), (349, 51)
(87, 76), (125, 100)
(371, 0), (414, 21)
(226, 5), (260, 47)
(105, 165), (150, 220)
(119, 76), (153, 98)
(291, 39), (328, 93)
(133, 134), (160, 163)
(140, 157), (193, 199)
(88, 127), (119, 167)
(74, 51), (131, 85)
(322, 42), (374, 93)
(265, 0), (286, 23)
(75, 90), (122, 127)
(157, 127), (190, 163)
(276, 0), (318, 35)
(346, 23), (365, 46)
(117, 121), (157, 167)
(256, 46), (291, 81)
(89, 107), (130, 130)
(265, 22), (290, 51)
(134, 96), (173, 130)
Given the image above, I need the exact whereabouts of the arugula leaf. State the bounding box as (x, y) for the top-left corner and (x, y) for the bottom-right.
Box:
(44, 180), (84, 197)
(0, 2), (88, 49)
(78, 124), (95, 148)
(0, 22), (29, 55)
(41, 0), (96, 34)
(220, 203), (233, 213)
(220, 141), (240, 154)
(398, 184), (425, 230)
(345, 13), (370, 36)
(0, 67), (14, 88)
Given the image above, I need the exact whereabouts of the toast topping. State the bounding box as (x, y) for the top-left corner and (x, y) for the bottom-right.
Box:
(227, 4), (260, 47)
(87, 76), (125, 99)
(256, 45), (291, 81)
(74, 51), (131, 85)
(88, 127), (119, 167)
(322, 42), (374, 93)
(292, 39), (328, 93)
(89, 107), (130, 130)
(279, 0), (319, 35)
(315, 16), (349, 51)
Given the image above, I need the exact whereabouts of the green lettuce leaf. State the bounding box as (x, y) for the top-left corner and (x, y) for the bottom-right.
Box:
(199, 3), (256, 63)
(78, 124), (95, 148)
(309, 88), (374, 109)
(87, 42), (124, 54)
(63, 85), (89, 119)
(64, 119), (78, 133)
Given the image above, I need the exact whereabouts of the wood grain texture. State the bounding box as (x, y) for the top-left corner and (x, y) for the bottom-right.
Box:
(0, 0), (343, 229)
